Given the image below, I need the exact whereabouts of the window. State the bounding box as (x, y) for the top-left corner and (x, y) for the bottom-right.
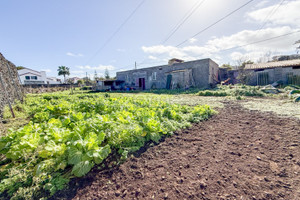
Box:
(152, 72), (157, 81)
(31, 76), (38, 80)
(25, 76), (30, 80)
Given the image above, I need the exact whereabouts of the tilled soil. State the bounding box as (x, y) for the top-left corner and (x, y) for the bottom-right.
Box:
(55, 102), (300, 200)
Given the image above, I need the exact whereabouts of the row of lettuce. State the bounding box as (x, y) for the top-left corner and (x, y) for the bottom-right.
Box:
(0, 93), (214, 199)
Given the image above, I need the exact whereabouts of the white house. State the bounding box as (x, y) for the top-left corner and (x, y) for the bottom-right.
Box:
(46, 77), (62, 84)
(66, 77), (81, 84)
(18, 68), (61, 85)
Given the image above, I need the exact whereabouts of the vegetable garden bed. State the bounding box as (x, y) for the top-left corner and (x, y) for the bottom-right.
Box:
(0, 93), (214, 199)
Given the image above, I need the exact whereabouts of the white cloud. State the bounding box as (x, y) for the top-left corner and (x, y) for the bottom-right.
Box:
(142, 45), (188, 58)
(142, 26), (299, 64)
(208, 26), (299, 52)
(247, 0), (300, 27)
(66, 52), (84, 57)
(254, 0), (269, 9)
(71, 70), (85, 74)
(188, 38), (198, 44)
(77, 64), (115, 71)
(141, 1), (300, 66)
(142, 45), (177, 54)
(148, 55), (157, 60)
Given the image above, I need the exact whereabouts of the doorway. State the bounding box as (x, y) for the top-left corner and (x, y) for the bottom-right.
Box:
(139, 78), (145, 90)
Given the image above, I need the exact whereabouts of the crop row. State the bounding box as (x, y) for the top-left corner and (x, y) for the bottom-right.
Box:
(0, 93), (214, 199)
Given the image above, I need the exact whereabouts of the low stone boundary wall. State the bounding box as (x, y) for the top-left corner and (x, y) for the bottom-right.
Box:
(0, 53), (23, 118)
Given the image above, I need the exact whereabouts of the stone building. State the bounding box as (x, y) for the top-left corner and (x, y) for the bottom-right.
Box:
(116, 58), (219, 90)
(245, 59), (300, 85)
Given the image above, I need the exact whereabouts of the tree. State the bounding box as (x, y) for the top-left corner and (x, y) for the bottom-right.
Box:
(94, 70), (100, 82)
(57, 66), (70, 83)
(220, 63), (233, 70)
(257, 51), (275, 63)
(67, 78), (74, 84)
(83, 77), (92, 85)
(77, 79), (84, 86)
(104, 68), (110, 79)
(237, 60), (254, 85)
(16, 66), (25, 70)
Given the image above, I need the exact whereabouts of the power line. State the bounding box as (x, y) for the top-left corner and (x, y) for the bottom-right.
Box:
(161, 0), (206, 44)
(131, 30), (300, 69)
(176, 0), (255, 47)
(119, 0), (297, 70)
(137, 0), (206, 68)
(138, 0), (254, 67)
(85, 0), (146, 65)
(258, 0), (286, 31)
(220, 29), (300, 52)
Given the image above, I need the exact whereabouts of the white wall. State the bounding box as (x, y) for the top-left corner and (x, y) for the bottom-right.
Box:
(18, 68), (60, 85)
(18, 68), (45, 84)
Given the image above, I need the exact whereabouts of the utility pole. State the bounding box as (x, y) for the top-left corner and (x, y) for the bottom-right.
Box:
(135, 62), (137, 69)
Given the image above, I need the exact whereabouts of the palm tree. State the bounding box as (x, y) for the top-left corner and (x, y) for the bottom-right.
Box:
(57, 66), (70, 83)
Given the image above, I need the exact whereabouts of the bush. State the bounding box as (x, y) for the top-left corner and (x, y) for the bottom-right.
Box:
(81, 86), (93, 90)
(197, 90), (228, 96)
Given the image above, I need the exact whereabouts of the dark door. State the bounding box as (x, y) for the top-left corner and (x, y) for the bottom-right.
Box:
(166, 74), (172, 89)
(139, 78), (145, 90)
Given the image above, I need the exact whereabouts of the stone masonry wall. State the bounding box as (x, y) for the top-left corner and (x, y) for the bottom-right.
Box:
(0, 53), (23, 118)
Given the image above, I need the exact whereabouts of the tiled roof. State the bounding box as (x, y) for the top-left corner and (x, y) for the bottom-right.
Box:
(245, 59), (300, 70)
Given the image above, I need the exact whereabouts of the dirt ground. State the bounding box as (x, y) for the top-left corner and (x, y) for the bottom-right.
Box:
(51, 102), (300, 200)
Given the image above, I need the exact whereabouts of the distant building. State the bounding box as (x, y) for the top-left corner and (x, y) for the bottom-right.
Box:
(18, 68), (61, 85)
(47, 77), (62, 84)
(66, 77), (81, 84)
(95, 80), (124, 91)
(245, 59), (300, 85)
(116, 58), (219, 90)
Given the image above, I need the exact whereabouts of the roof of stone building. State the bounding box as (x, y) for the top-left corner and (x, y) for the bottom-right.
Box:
(245, 59), (300, 70)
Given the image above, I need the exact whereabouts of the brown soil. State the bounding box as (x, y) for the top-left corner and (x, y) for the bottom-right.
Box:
(53, 102), (300, 200)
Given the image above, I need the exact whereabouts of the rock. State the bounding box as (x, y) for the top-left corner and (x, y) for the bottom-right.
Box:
(269, 161), (279, 173)
(164, 193), (168, 199)
(115, 191), (121, 197)
(199, 180), (207, 189)
(257, 156), (262, 160)
(177, 178), (183, 184)
(264, 177), (270, 182)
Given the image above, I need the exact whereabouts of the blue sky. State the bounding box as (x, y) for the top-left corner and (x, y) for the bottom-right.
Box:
(1, 0), (300, 79)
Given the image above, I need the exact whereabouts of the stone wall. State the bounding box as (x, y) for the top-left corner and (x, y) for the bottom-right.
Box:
(247, 67), (300, 85)
(117, 58), (219, 90)
(0, 53), (23, 117)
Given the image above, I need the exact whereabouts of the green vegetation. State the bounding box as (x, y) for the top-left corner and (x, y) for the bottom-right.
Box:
(0, 93), (214, 199)
(197, 85), (265, 97)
